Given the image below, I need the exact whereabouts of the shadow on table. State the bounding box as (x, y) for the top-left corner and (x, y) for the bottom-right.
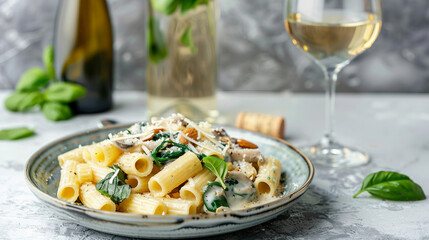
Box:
(199, 185), (337, 240)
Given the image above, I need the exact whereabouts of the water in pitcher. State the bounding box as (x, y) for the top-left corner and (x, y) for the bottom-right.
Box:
(146, 2), (218, 122)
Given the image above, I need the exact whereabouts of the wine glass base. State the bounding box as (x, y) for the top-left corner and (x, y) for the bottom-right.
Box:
(300, 142), (370, 168)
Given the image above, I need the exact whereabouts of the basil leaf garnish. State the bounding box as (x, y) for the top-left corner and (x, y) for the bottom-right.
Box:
(16, 67), (50, 92)
(0, 127), (35, 140)
(354, 171), (426, 201)
(202, 156), (227, 189)
(96, 165), (131, 204)
(43, 82), (86, 103)
(42, 102), (73, 121)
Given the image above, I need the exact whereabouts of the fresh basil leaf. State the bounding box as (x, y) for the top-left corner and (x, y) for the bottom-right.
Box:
(96, 165), (131, 204)
(43, 82), (86, 103)
(203, 181), (229, 212)
(203, 156), (227, 189)
(0, 127), (35, 140)
(4, 92), (43, 112)
(42, 102), (73, 121)
(150, 0), (180, 15)
(109, 165), (127, 182)
(180, 26), (195, 53)
(43, 45), (55, 80)
(147, 16), (168, 64)
(354, 171), (426, 201)
(16, 67), (50, 92)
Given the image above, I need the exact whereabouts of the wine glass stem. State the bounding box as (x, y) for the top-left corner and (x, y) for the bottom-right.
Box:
(322, 65), (341, 147)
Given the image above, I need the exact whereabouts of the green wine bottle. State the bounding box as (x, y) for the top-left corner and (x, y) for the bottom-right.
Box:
(54, 0), (114, 113)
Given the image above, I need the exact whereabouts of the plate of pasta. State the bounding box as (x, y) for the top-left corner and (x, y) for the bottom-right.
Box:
(26, 113), (314, 238)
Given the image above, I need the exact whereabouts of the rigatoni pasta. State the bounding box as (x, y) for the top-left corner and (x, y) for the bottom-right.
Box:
(56, 113), (284, 215)
(180, 168), (216, 206)
(157, 198), (197, 215)
(119, 194), (167, 215)
(83, 140), (122, 167)
(149, 152), (202, 197)
(126, 175), (150, 193)
(116, 152), (153, 177)
(57, 160), (80, 203)
(76, 163), (93, 183)
(254, 157), (282, 195)
(58, 147), (86, 166)
(79, 183), (116, 211)
(90, 163), (114, 182)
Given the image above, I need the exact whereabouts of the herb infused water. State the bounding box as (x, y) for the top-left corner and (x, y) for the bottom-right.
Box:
(146, 1), (218, 123)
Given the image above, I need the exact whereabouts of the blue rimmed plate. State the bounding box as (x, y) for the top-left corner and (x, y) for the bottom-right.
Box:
(25, 125), (314, 238)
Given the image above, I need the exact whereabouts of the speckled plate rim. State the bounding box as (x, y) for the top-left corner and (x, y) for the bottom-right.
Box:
(25, 124), (314, 224)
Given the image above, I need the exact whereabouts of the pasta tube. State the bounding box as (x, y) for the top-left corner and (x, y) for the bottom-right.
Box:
(116, 152), (153, 177)
(90, 163), (114, 182)
(254, 157), (281, 195)
(57, 160), (80, 203)
(157, 198), (197, 215)
(126, 175), (150, 193)
(76, 163), (93, 183)
(58, 146), (86, 167)
(82, 140), (122, 167)
(79, 182), (116, 211)
(149, 152), (202, 197)
(180, 168), (216, 206)
(119, 194), (167, 215)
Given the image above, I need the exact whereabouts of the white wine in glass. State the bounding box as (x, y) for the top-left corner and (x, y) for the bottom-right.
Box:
(284, 0), (382, 167)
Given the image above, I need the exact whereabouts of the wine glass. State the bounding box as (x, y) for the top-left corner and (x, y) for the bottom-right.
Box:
(284, 0), (382, 167)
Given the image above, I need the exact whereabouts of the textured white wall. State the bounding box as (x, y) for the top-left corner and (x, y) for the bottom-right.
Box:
(0, 0), (428, 92)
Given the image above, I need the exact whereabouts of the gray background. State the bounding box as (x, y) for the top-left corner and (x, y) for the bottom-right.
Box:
(0, 0), (428, 93)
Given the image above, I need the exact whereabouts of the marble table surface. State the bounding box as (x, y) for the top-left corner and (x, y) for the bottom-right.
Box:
(1, 91), (428, 240)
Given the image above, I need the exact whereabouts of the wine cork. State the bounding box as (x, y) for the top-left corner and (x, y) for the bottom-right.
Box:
(235, 112), (285, 139)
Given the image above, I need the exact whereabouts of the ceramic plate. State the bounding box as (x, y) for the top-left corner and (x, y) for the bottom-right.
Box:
(25, 124), (314, 238)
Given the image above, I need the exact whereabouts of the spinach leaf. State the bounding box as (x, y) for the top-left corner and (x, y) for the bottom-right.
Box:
(151, 140), (189, 166)
(202, 156), (227, 189)
(16, 67), (50, 92)
(150, 0), (180, 15)
(147, 16), (168, 64)
(180, 26), (195, 53)
(43, 45), (55, 80)
(42, 102), (73, 121)
(152, 132), (171, 141)
(354, 171), (426, 201)
(203, 181), (229, 212)
(4, 92), (43, 112)
(43, 82), (86, 103)
(96, 165), (131, 204)
(151, 139), (206, 166)
(0, 127), (35, 140)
